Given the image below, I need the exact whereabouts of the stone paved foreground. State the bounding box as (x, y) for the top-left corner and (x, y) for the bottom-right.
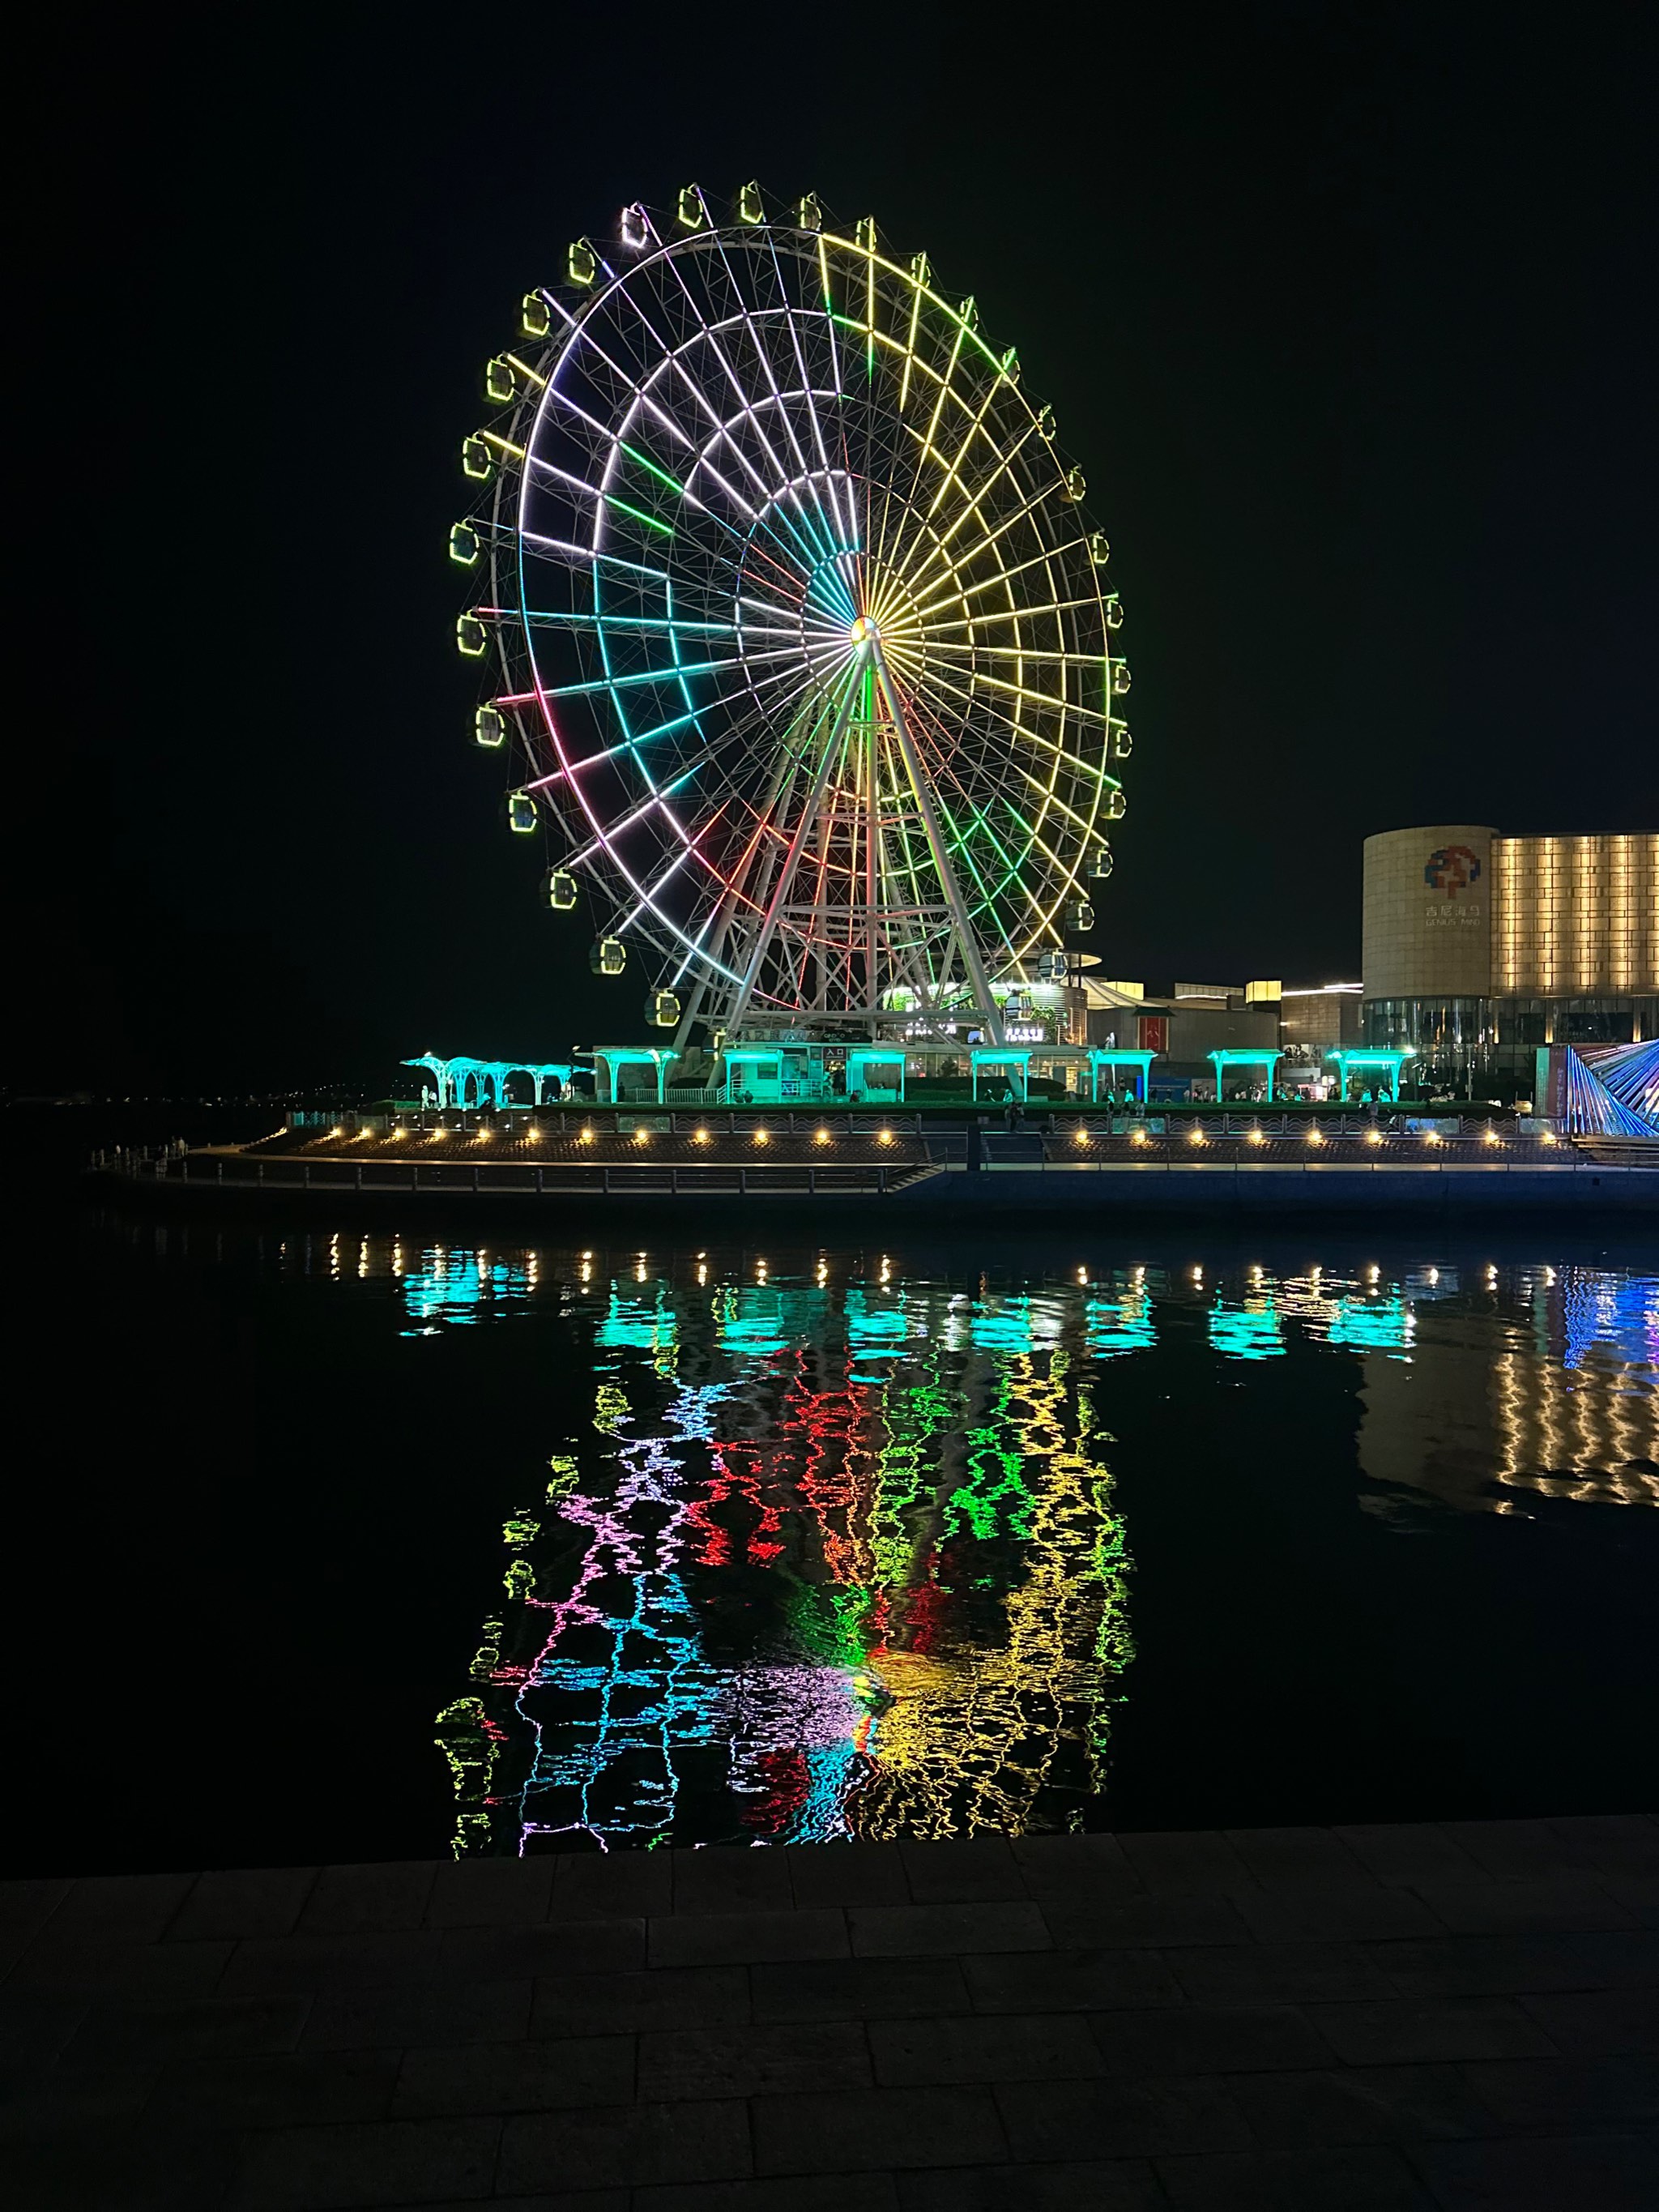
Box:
(4, 1818), (1657, 2210)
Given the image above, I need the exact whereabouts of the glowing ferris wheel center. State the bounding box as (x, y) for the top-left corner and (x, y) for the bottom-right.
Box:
(454, 186), (1131, 1053)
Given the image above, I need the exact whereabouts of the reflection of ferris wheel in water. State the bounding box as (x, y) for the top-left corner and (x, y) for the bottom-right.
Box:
(454, 185), (1131, 1048)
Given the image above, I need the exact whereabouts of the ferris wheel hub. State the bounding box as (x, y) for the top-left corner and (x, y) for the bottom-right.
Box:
(849, 615), (880, 647)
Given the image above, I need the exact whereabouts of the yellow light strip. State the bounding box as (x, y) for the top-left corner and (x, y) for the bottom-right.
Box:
(907, 665), (1107, 909)
(505, 352), (548, 390)
(898, 254), (927, 413)
(907, 537), (1102, 620)
(819, 231), (1006, 371)
(894, 684), (1091, 944)
(893, 463), (1065, 603)
(951, 666), (1115, 724)
(919, 641), (1116, 668)
(905, 660), (1115, 782)
(923, 369), (1018, 525)
(891, 418), (1043, 576)
(919, 594), (1112, 634)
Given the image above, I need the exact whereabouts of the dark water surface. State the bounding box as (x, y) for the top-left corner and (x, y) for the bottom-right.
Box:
(11, 1199), (1657, 1875)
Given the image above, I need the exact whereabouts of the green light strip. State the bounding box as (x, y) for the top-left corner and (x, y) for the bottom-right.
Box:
(620, 441), (689, 498)
(606, 493), (676, 540)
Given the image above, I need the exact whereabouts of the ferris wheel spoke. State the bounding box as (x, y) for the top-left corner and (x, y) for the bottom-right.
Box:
(763, 233), (860, 559)
(917, 639), (1111, 669)
(648, 260), (848, 581)
(885, 297), (972, 571)
(998, 797), (1084, 925)
(612, 833), (718, 935)
(554, 771), (698, 879)
(888, 432), (1049, 600)
(519, 608), (743, 638)
(891, 681), (1074, 948)
(708, 228), (856, 570)
(917, 369), (1023, 535)
(576, 805), (744, 979)
(948, 665), (1112, 725)
(678, 420), (827, 585)
(518, 351), (740, 550)
(614, 850), (693, 935)
(527, 646), (829, 804)
(900, 659), (1117, 786)
(531, 643), (805, 702)
(515, 532), (694, 591)
(906, 536), (1103, 621)
(535, 287), (712, 468)
(918, 593), (1110, 636)
(649, 661), (845, 811)
(600, 282), (837, 585)
(1009, 762), (1106, 850)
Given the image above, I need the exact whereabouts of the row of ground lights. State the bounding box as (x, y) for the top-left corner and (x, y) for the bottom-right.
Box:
(301, 1241), (1564, 1292)
(329, 1125), (906, 1148)
(328, 1124), (1546, 1151)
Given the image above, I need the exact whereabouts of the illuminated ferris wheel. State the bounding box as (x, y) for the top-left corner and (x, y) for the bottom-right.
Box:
(453, 184), (1130, 1047)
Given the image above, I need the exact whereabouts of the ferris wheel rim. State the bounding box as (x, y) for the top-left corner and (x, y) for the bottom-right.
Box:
(463, 190), (1128, 1031)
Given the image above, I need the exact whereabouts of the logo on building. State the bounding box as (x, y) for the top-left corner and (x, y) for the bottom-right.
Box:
(1424, 845), (1482, 897)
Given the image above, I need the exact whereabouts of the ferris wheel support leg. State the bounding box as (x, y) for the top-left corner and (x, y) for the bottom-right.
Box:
(672, 972), (710, 1054)
(870, 643), (1006, 1048)
(724, 668), (866, 1039)
(672, 726), (810, 1048)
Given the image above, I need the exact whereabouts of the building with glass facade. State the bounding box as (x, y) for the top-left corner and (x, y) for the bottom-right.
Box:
(1362, 826), (1658, 1097)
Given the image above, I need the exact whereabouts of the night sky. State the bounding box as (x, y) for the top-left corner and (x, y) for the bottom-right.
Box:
(23, 4), (1657, 1095)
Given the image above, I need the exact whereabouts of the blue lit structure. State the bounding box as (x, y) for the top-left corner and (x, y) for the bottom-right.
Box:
(1325, 1048), (1410, 1101)
(1566, 1040), (1659, 1134)
(403, 1053), (575, 1108)
(970, 1048), (1031, 1101)
(1208, 1047), (1283, 1100)
(1559, 1047), (1655, 1138)
(721, 1048), (783, 1104)
(591, 1046), (680, 1105)
(845, 1048), (907, 1102)
(1085, 1049), (1155, 1102)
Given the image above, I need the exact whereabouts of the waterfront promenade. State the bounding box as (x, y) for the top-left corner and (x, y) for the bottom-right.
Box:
(99, 1112), (1659, 1215)
(7, 1817), (1656, 2208)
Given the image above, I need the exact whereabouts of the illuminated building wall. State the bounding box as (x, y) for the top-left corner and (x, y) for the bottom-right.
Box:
(1363, 826), (1659, 1087)
(1491, 834), (1657, 998)
(1276, 984), (1363, 1056)
(1363, 825), (1497, 1001)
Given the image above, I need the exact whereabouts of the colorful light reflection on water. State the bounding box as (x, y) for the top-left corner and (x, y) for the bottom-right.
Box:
(366, 1251), (1657, 1856)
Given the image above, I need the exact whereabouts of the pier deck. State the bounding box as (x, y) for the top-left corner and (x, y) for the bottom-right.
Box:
(95, 1114), (1659, 1213)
